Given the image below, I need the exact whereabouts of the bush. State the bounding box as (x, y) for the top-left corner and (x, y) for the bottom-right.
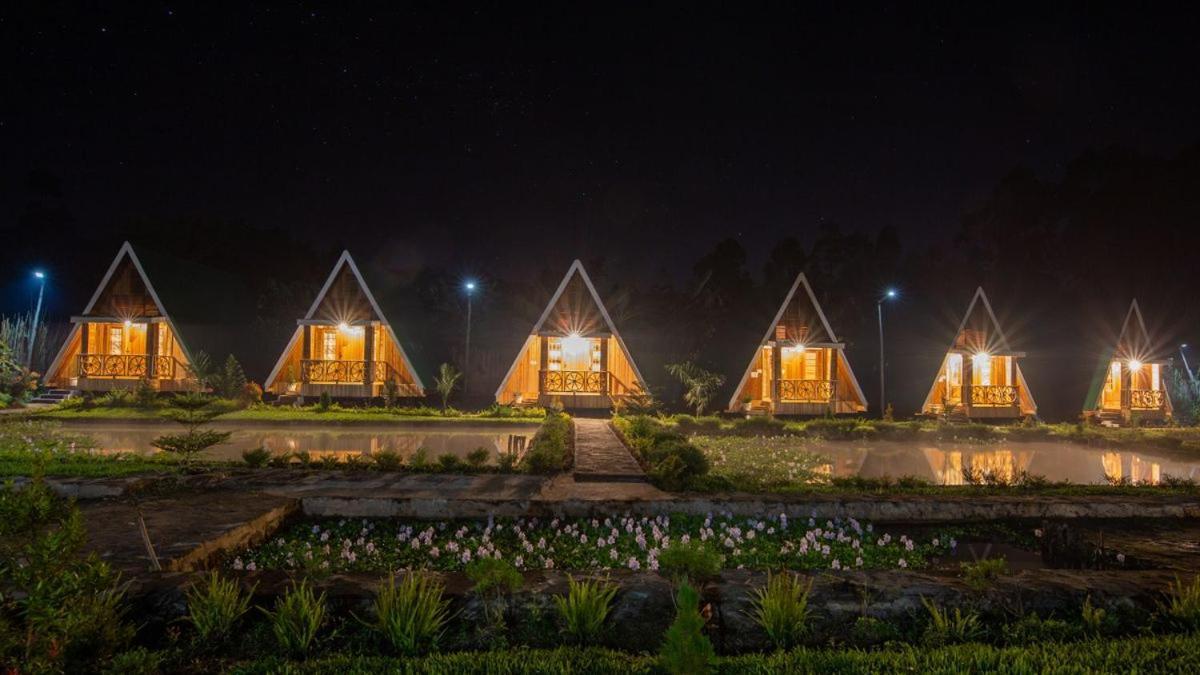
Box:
(242, 447), (272, 468)
(801, 417), (863, 440)
(658, 541), (724, 583)
(1001, 613), (1082, 645)
(264, 580), (327, 657)
(659, 582), (715, 674)
(554, 576), (619, 646)
(102, 648), (164, 675)
(374, 450), (403, 471)
(241, 381), (264, 406)
(961, 558), (1008, 591)
(466, 447), (490, 468)
(185, 571), (254, 643)
(921, 597), (982, 646)
(436, 453), (465, 472)
(366, 573), (451, 656)
(748, 572), (812, 650)
(133, 378), (158, 407)
(1162, 574), (1200, 630)
(317, 391), (333, 412)
(520, 412), (572, 473)
(849, 615), (901, 646)
(466, 558), (524, 596)
(646, 439), (710, 491)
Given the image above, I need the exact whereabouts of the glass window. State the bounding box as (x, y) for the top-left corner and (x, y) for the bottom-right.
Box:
(109, 327), (123, 355)
(323, 331), (337, 360)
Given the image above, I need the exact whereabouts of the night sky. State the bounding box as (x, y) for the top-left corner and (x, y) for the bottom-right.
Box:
(3, 4), (1199, 417)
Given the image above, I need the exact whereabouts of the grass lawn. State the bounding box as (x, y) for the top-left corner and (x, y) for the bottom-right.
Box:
(34, 403), (545, 425)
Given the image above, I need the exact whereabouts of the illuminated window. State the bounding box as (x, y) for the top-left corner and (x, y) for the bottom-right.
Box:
(973, 354), (992, 385)
(945, 354), (962, 386)
(323, 331), (337, 360)
(1106, 362), (1120, 392)
(157, 325), (170, 356)
(1151, 364), (1161, 390)
(109, 327), (123, 355)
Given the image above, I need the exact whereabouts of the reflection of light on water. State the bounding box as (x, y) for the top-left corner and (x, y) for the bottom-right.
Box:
(922, 448), (1032, 485)
(1100, 452), (1163, 485)
(1102, 452), (1122, 482)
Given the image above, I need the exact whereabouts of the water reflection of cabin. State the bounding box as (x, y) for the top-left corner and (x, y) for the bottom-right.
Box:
(1083, 300), (1173, 424)
(45, 242), (203, 392)
(921, 287), (1037, 420)
(728, 273), (867, 416)
(263, 251), (425, 400)
(495, 260), (647, 410)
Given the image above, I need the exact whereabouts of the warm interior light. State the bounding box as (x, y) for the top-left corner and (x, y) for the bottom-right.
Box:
(560, 333), (591, 371)
(1128, 359), (1143, 372)
(123, 319), (133, 328)
(972, 351), (990, 363)
(337, 322), (350, 332)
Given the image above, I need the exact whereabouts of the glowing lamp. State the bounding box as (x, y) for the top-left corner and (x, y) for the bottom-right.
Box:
(33, 271), (45, 279)
(972, 352), (990, 364)
(885, 288), (897, 299)
(1128, 359), (1143, 372)
(337, 322), (350, 332)
(123, 319), (133, 328)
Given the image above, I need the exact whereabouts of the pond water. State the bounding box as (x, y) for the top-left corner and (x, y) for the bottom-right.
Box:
(777, 440), (1200, 485)
(57, 422), (539, 464)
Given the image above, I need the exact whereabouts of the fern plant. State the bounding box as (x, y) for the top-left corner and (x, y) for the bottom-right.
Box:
(921, 597), (981, 646)
(748, 572), (812, 649)
(1162, 574), (1200, 629)
(554, 576), (619, 645)
(366, 573), (451, 656)
(263, 580), (327, 657)
(185, 571), (254, 642)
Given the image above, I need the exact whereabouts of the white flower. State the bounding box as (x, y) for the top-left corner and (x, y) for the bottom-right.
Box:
(898, 558), (907, 568)
(232, 557), (244, 570)
(832, 559), (841, 570)
(1116, 553), (1126, 564)
(628, 558), (640, 571)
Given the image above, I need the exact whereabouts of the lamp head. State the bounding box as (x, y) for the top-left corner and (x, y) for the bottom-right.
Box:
(123, 319), (133, 328)
(33, 271), (45, 279)
(1128, 359), (1143, 372)
(885, 288), (897, 299)
(464, 280), (477, 293)
(337, 322), (350, 332)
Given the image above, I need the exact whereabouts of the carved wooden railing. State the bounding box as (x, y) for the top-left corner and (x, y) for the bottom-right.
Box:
(1129, 389), (1165, 410)
(968, 385), (1019, 406)
(301, 359), (366, 384)
(78, 353), (177, 379)
(779, 379), (836, 402)
(541, 370), (607, 394)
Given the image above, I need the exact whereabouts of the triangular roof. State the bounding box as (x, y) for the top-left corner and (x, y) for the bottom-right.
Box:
(494, 260), (647, 399)
(726, 272), (867, 410)
(1083, 299), (1171, 411)
(263, 251), (426, 391)
(921, 287), (1038, 413)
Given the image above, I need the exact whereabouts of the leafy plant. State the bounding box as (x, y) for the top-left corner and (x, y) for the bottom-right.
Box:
(1000, 613), (1081, 645)
(366, 573), (451, 656)
(961, 557), (1008, 591)
(520, 411), (572, 473)
(263, 579), (327, 657)
(466, 447), (490, 468)
(185, 571), (254, 643)
(748, 572), (812, 649)
(665, 361), (726, 416)
(921, 597), (981, 646)
(1162, 574), (1200, 629)
(554, 576), (618, 645)
(658, 541), (724, 584)
(242, 447), (272, 468)
(466, 557), (524, 597)
(436, 453), (464, 472)
(374, 449), (403, 471)
(1081, 595), (1109, 635)
(659, 582), (715, 674)
(152, 393), (231, 467)
(317, 391), (333, 412)
(434, 363), (462, 412)
(185, 350), (218, 390)
(102, 647), (165, 675)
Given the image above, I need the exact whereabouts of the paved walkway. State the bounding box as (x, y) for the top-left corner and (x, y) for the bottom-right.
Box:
(572, 418), (647, 482)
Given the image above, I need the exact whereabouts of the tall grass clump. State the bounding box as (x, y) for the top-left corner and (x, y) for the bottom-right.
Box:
(1162, 574), (1200, 629)
(748, 572), (813, 649)
(365, 573), (451, 656)
(185, 571), (254, 643)
(921, 597), (982, 646)
(659, 582), (715, 675)
(263, 580), (327, 657)
(554, 576), (619, 645)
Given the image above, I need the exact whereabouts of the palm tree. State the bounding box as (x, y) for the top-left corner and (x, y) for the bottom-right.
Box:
(434, 362), (462, 412)
(665, 361), (725, 416)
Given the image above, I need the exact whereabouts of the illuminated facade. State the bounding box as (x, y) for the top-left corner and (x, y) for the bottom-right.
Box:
(1083, 299), (1173, 423)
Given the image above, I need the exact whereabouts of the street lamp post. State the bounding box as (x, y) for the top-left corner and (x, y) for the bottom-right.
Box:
(463, 280), (477, 385)
(1181, 343), (1195, 382)
(877, 288), (898, 417)
(27, 271), (46, 369)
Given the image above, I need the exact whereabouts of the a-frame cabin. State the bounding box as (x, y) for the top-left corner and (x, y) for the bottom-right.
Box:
(495, 260), (647, 409)
(1083, 299), (1173, 423)
(45, 242), (201, 392)
(727, 273), (867, 415)
(263, 251), (425, 400)
(921, 287), (1037, 420)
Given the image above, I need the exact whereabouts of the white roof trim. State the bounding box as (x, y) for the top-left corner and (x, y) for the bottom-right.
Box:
(495, 260), (647, 400)
(263, 251), (426, 392)
(726, 272), (865, 411)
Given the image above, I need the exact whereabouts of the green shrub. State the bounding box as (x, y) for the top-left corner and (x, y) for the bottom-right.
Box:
(658, 542), (724, 583)
(554, 576), (619, 646)
(102, 647), (164, 675)
(748, 572), (812, 649)
(1001, 613), (1082, 645)
(801, 417), (863, 440)
(96, 389), (135, 407)
(1162, 574), (1200, 629)
(269, 452), (294, 468)
(317, 391), (333, 412)
(921, 597), (982, 646)
(185, 571), (254, 643)
(732, 416), (787, 436)
(409, 448), (430, 469)
(436, 453), (465, 472)
(1081, 596), (1110, 636)
(849, 615), (901, 646)
(133, 378), (158, 407)
(264, 580), (327, 657)
(961, 558), (1008, 591)
(520, 412), (572, 473)
(242, 447), (272, 468)
(318, 455), (341, 470)
(466, 447), (490, 468)
(366, 573), (451, 656)
(374, 450), (403, 471)
(659, 582), (715, 674)
(466, 557), (524, 596)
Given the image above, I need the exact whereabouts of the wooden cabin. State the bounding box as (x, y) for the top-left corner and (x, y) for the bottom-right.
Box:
(921, 287), (1037, 420)
(495, 260), (647, 409)
(263, 251), (424, 400)
(727, 273), (868, 415)
(1083, 299), (1173, 424)
(44, 242), (200, 392)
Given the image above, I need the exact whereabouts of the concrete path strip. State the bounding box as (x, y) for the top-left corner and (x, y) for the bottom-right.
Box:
(572, 417), (647, 483)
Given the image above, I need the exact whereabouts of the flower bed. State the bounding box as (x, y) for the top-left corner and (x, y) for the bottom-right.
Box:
(694, 434), (830, 491)
(231, 514), (956, 574)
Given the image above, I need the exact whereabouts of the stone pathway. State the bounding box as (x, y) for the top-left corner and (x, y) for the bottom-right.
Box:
(572, 417), (647, 483)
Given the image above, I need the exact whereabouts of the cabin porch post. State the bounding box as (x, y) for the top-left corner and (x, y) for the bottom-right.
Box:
(147, 322), (159, 379)
(771, 341), (782, 412)
(828, 348), (839, 414)
(962, 352), (974, 417)
(599, 338), (609, 395)
(301, 326), (311, 386)
(1120, 364), (1133, 422)
(363, 324), (375, 389)
(538, 336), (549, 397)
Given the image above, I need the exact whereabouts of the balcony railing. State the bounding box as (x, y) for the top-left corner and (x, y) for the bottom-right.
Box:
(968, 385), (1019, 406)
(779, 379), (836, 402)
(78, 353), (177, 379)
(541, 369), (607, 394)
(1130, 389), (1166, 410)
(301, 359), (367, 384)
